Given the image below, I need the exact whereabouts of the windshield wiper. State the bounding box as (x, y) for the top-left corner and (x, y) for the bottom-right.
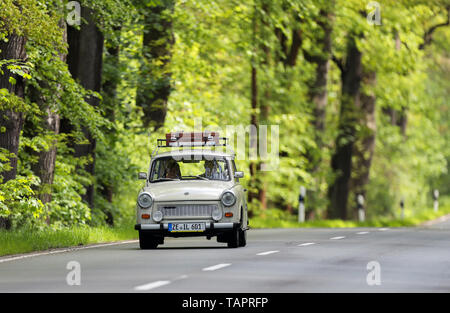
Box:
(151, 178), (180, 183)
(180, 175), (210, 181)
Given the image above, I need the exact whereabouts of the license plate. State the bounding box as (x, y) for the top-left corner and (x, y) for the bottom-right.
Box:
(168, 223), (206, 232)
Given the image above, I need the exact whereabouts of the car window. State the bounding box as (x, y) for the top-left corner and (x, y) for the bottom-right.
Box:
(150, 156), (230, 182)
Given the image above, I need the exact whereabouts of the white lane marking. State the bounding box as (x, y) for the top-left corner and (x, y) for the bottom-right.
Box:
(134, 280), (171, 291)
(0, 240), (138, 264)
(356, 232), (369, 235)
(174, 275), (188, 281)
(330, 236), (346, 240)
(298, 243), (316, 247)
(256, 250), (280, 256)
(202, 263), (231, 271)
(379, 228), (389, 231)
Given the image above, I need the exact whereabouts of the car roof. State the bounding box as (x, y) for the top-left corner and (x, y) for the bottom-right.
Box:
(153, 149), (234, 160)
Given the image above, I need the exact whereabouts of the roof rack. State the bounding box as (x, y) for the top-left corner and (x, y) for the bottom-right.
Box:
(151, 132), (230, 158)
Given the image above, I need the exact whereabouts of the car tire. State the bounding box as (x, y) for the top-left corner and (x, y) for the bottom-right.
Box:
(227, 227), (240, 248)
(238, 229), (247, 247)
(139, 231), (159, 249)
(237, 208), (247, 247)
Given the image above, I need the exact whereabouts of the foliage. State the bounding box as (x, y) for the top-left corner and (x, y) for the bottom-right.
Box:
(45, 153), (92, 227)
(0, 220), (137, 257)
(0, 0), (63, 47)
(251, 199), (450, 229)
(0, 174), (44, 228)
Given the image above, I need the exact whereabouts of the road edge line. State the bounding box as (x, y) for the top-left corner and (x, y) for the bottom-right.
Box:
(0, 239), (138, 264)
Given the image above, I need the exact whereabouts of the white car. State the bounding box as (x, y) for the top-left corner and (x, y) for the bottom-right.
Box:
(135, 133), (249, 249)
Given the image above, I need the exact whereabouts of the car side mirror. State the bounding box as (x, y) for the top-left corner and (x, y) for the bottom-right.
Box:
(234, 171), (244, 179)
(138, 172), (147, 180)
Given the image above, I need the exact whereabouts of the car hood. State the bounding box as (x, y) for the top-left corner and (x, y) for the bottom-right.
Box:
(142, 180), (234, 202)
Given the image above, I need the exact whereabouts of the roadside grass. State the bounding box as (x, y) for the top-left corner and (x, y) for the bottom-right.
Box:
(250, 202), (450, 229)
(0, 221), (137, 257)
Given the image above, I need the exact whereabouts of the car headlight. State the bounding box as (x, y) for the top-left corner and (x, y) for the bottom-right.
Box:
(212, 207), (223, 221)
(138, 192), (153, 209)
(153, 210), (163, 222)
(221, 191), (236, 207)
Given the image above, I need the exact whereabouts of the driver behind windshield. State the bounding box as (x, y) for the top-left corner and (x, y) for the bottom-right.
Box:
(201, 160), (223, 179)
(163, 160), (181, 179)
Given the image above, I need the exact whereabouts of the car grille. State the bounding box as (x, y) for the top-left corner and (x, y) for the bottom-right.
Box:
(158, 204), (218, 218)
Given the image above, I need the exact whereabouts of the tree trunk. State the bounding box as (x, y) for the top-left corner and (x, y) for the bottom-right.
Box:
(136, 0), (174, 130)
(327, 37), (362, 220)
(308, 8), (333, 147)
(0, 34), (27, 229)
(299, 6), (334, 219)
(29, 105), (61, 205)
(286, 28), (302, 67)
(29, 20), (67, 214)
(383, 32), (407, 136)
(0, 35), (27, 182)
(102, 31), (121, 125)
(248, 64), (259, 205)
(66, 6), (104, 207)
(248, 2), (260, 206)
(257, 0), (273, 210)
(97, 28), (122, 226)
(351, 71), (376, 218)
(303, 5), (334, 178)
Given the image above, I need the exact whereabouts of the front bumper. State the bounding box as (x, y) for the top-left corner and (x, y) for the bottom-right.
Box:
(135, 222), (239, 237)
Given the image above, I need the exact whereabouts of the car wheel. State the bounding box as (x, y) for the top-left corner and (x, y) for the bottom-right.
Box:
(227, 227), (240, 248)
(238, 229), (247, 247)
(139, 231), (159, 249)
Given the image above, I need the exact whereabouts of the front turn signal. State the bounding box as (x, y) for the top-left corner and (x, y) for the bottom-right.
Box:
(225, 212), (233, 218)
(141, 214), (151, 219)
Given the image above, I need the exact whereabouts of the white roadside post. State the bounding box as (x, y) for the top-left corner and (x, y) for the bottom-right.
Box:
(433, 189), (439, 212)
(400, 198), (405, 220)
(298, 186), (306, 223)
(357, 194), (365, 222)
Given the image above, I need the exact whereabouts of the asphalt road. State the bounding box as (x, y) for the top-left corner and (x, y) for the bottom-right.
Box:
(1, 220), (450, 293)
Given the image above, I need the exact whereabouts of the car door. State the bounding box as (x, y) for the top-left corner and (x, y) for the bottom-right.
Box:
(231, 159), (248, 228)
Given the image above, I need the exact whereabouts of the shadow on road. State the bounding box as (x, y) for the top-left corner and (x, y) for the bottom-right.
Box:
(122, 246), (229, 251)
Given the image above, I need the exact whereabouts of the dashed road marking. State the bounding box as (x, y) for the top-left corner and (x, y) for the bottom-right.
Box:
(379, 228), (389, 231)
(330, 236), (346, 240)
(356, 232), (369, 235)
(174, 275), (188, 281)
(298, 243), (316, 247)
(202, 263), (231, 271)
(134, 280), (171, 291)
(256, 250), (280, 256)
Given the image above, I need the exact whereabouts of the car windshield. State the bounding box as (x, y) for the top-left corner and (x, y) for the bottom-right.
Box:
(150, 156), (230, 182)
